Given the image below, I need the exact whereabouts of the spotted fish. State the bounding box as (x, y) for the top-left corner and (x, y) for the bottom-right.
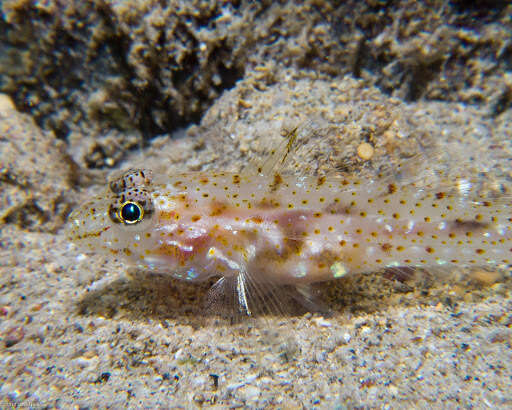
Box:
(67, 139), (512, 315)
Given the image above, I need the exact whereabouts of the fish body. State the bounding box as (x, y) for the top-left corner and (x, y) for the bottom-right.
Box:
(68, 167), (512, 301)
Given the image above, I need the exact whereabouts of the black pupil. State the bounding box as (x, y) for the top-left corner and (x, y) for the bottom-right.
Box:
(121, 203), (141, 223)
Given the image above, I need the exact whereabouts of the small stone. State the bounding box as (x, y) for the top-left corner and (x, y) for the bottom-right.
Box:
(72, 356), (97, 369)
(238, 385), (261, 401)
(239, 141), (250, 153)
(357, 142), (374, 160)
(174, 348), (188, 361)
(313, 316), (332, 327)
(5, 326), (25, 347)
(0, 94), (15, 112)
(191, 375), (208, 388)
(382, 129), (396, 143)
(44, 262), (59, 274)
(469, 270), (502, 286)
(388, 384), (399, 396)
(94, 372), (111, 383)
(31, 303), (43, 312)
(0, 306), (11, 316)
(238, 99), (252, 109)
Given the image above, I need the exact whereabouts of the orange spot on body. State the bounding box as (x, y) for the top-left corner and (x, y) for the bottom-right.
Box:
(381, 243), (392, 252)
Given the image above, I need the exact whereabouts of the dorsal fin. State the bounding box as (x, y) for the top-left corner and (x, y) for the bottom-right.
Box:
(245, 119), (335, 177)
(246, 116), (511, 205)
(245, 118), (449, 197)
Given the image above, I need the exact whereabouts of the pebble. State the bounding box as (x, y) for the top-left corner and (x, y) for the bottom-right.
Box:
(0, 94), (15, 112)
(44, 262), (59, 274)
(0, 306), (11, 316)
(72, 355), (99, 369)
(4, 326), (25, 347)
(360, 326), (372, 336)
(357, 142), (374, 160)
(388, 384), (399, 396)
(174, 348), (189, 361)
(469, 270), (502, 286)
(191, 375), (209, 388)
(312, 316), (332, 327)
(238, 385), (261, 401)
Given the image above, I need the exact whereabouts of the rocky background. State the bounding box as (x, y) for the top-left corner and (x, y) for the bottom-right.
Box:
(0, 0), (511, 407)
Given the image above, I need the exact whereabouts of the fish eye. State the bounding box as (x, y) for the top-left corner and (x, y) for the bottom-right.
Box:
(119, 201), (144, 224)
(108, 177), (154, 229)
